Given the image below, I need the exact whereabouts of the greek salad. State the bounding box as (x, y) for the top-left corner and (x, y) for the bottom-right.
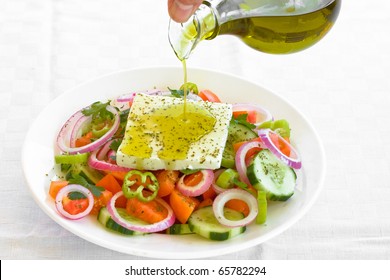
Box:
(49, 84), (302, 241)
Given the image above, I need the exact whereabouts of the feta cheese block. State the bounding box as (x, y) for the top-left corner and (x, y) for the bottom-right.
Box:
(116, 93), (232, 170)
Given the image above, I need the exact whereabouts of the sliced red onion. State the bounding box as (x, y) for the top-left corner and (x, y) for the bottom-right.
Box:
(176, 169), (214, 197)
(116, 92), (137, 103)
(116, 89), (170, 103)
(213, 188), (258, 228)
(107, 191), (175, 233)
(55, 184), (94, 220)
(55, 110), (84, 151)
(211, 169), (228, 194)
(69, 115), (92, 148)
(257, 129), (302, 169)
(106, 149), (116, 164)
(88, 139), (132, 172)
(186, 92), (202, 101)
(232, 103), (273, 126)
(235, 140), (265, 186)
(56, 105), (120, 154)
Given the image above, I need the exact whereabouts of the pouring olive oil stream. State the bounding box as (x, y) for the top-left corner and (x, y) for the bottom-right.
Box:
(169, 0), (340, 154)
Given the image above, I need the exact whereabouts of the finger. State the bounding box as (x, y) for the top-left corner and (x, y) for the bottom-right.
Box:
(168, 0), (202, 23)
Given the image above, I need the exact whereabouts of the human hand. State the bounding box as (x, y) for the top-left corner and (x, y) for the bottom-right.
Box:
(168, 0), (203, 23)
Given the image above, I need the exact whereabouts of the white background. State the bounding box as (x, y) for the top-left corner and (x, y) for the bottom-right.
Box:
(1, 0), (390, 260)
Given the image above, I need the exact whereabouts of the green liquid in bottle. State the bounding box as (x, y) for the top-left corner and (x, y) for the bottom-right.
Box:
(218, 0), (341, 54)
(168, 0), (341, 59)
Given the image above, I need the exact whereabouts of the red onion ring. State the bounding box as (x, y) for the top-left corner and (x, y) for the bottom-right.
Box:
(88, 140), (132, 172)
(232, 103), (273, 126)
(107, 191), (175, 233)
(56, 105), (120, 154)
(213, 188), (258, 228)
(235, 140), (265, 186)
(116, 92), (137, 103)
(69, 115), (91, 148)
(186, 92), (202, 101)
(116, 89), (168, 102)
(106, 149), (116, 164)
(176, 169), (214, 197)
(55, 184), (94, 220)
(257, 129), (302, 169)
(55, 110), (84, 151)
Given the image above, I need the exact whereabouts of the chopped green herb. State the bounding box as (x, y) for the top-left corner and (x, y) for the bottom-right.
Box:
(68, 191), (87, 200)
(180, 169), (201, 175)
(231, 114), (256, 130)
(168, 87), (185, 98)
(109, 139), (122, 151)
(68, 174), (104, 197)
(82, 101), (114, 121)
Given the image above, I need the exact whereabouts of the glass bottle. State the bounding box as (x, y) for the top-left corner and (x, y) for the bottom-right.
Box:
(168, 0), (341, 60)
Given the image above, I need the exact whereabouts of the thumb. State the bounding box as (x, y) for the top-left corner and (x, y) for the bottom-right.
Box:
(168, 0), (203, 23)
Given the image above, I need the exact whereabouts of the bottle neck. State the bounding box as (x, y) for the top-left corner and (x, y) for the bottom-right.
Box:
(168, 3), (218, 60)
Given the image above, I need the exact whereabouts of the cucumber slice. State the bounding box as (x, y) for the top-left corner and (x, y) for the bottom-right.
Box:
(222, 122), (257, 168)
(97, 207), (146, 236)
(247, 149), (296, 201)
(166, 224), (194, 235)
(188, 206), (246, 241)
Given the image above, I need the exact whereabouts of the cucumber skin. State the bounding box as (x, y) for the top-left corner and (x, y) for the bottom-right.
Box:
(247, 164), (294, 201)
(97, 207), (145, 236)
(247, 150), (296, 201)
(188, 222), (246, 241)
(222, 122), (257, 168)
(188, 206), (246, 241)
(166, 224), (193, 235)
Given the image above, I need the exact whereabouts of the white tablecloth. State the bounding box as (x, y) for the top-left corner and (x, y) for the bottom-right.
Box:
(1, 0), (390, 260)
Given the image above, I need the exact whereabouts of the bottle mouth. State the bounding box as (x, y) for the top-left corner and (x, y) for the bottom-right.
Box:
(168, 3), (217, 60)
(168, 17), (200, 61)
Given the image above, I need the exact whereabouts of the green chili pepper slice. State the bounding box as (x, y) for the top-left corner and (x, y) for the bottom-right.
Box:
(180, 82), (198, 94)
(92, 121), (112, 138)
(122, 170), (159, 202)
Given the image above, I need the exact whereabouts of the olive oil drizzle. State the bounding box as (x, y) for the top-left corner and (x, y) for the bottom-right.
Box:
(182, 59), (188, 118)
(120, 59), (218, 161)
(122, 99), (217, 161)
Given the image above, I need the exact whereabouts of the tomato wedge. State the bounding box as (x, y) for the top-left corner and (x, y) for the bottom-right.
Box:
(198, 90), (221, 102)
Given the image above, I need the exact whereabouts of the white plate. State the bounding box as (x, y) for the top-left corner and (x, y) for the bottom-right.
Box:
(22, 66), (326, 259)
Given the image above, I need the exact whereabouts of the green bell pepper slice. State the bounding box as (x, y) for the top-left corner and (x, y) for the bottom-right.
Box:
(256, 191), (267, 224)
(54, 152), (89, 164)
(91, 122), (112, 138)
(258, 119), (290, 138)
(122, 170), (159, 202)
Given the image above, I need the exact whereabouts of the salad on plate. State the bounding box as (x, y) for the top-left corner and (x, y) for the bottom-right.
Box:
(48, 84), (302, 241)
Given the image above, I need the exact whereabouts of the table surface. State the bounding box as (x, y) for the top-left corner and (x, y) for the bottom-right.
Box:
(1, 0), (390, 260)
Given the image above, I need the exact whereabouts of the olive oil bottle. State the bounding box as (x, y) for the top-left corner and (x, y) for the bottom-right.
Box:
(169, 0), (341, 60)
